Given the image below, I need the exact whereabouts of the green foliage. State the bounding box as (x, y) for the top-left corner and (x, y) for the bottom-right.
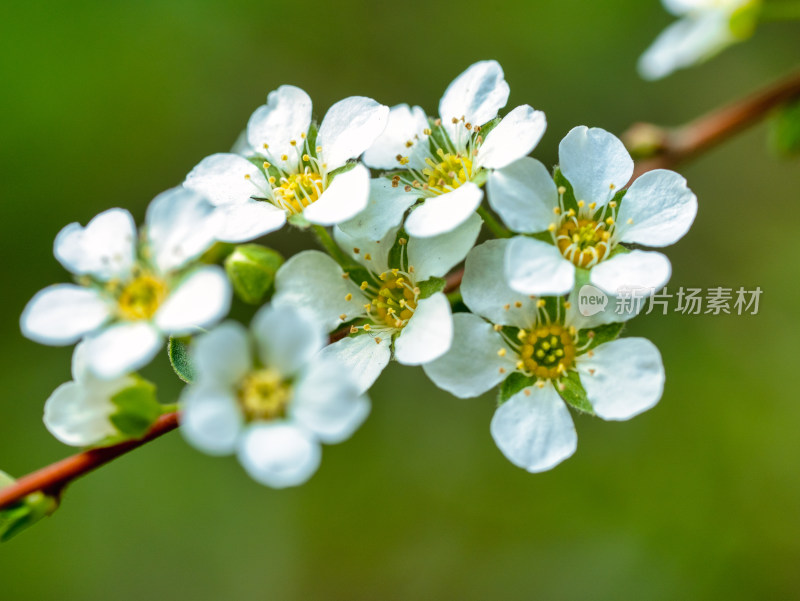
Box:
(417, 276), (446, 299)
(168, 336), (196, 384)
(387, 228), (409, 271)
(199, 241), (236, 265)
(769, 98), (800, 157)
(327, 160), (357, 180)
(0, 471), (58, 542)
(108, 378), (162, 439)
(498, 372), (537, 405)
(557, 371), (595, 414)
(729, 0), (761, 39)
(225, 244), (284, 305)
(577, 321), (625, 351)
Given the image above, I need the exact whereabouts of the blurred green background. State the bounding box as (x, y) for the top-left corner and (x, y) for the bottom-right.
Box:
(1, 1), (798, 599)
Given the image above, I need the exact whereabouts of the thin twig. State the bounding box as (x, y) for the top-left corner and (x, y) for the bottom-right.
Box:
(625, 69), (800, 178)
(0, 412), (179, 510)
(5, 69), (799, 513)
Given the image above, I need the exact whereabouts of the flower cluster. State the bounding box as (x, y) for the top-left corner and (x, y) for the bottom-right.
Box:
(21, 60), (697, 486)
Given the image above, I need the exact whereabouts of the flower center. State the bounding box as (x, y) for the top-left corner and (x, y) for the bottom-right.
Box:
(117, 275), (167, 320)
(367, 271), (418, 329)
(271, 172), (324, 214)
(518, 325), (576, 380)
(556, 218), (611, 268)
(422, 150), (473, 194)
(237, 368), (292, 421)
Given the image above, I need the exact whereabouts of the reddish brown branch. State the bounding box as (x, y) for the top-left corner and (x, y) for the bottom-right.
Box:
(626, 69), (800, 178)
(0, 412), (179, 510)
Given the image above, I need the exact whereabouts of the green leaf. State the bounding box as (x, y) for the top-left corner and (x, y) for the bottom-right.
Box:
(225, 244), (284, 305)
(199, 241), (236, 265)
(729, 0), (761, 39)
(168, 336), (196, 384)
(553, 167), (580, 213)
(577, 321), (625, 351)
(327, 160), (357, 180)
(109, 378), (162, 438)
(476, 116), (502, 140)
(417, 276), (446, 299)
(557, 371), (595, 415)
(387, 228), (409, 271)
(498, 372), (537, 405)
(0, 472), (58, 542)
(769, 98), (800, 157)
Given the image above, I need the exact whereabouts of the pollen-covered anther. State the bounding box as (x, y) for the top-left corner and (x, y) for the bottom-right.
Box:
(117, 275), (167, 321)
(557, 186), (566, 195)
(345, 293), (353, 301)
(516, 324), (577, 380)
(237, 368), (291, 421)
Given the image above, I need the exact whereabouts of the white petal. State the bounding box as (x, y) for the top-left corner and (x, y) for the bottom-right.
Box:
(251, 304), (326, 377)
(333, 224), (395, 274)
(213, 200), (286, 243)
(246, 85), (312, 173)
(192, 321), (252, 387)
(422, 312), (516, 398)
(558, 126), (633, 206)
(43, 380), (124, 446)
(394, 292), (453, 366)
(589, 250), (671, 296)
(317, 96), (389, 171)
(490, 382), (577, 473)
(54, 208), (137, 281)
(273, 251), (365, 332)
(362, 104), (429, 170)
(183, 153), (267, 207)
(146, 187), (217, 273)
(638, 13), (732, 80)
(439, 60), (509, 140)
(577, 337), (665, 420)
(505, 236), (576, 296)
(487, 157), (559, 233)
(180, 385), (243, 456)
(292, 357), (370, 443)
(617, 169), (697, 247)
(82, 322), (163, 380)
(21, 285), (112, 345)
(155, 266), (231, 335)
(316, 334), (392, 394)
(407, 212), (482, 281)
(404, 183), (483, 238)
(477, 105), (547, 169)
(461, 239), (540, 329)
(303, 164), (370, 226)
(238, 423), (321, 488)
(337, 177), (418, 241)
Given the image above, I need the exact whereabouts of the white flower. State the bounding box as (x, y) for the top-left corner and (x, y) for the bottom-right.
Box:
(488, 126), (696, 323)
(183, 86), (389, 241)
(179, 304), (370, 488)
(21, 188), (231, 380)
(272, 214), (483, 392)
(43, 342), (137, 446)
(638, 0), (761, 80)
(423, 239), (665, 472)
(350, 60), (546, 240)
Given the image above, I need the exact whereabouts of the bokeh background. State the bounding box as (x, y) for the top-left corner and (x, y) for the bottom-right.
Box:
(1, 1), (798, 599)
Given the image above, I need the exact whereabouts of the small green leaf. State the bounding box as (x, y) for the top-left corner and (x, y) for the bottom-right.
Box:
(498, 372), (537, 405)
(417, 276), (446, 299)
(476, 116), (502, 140)
(0, 472), (58, 542)
(577, 321), (625, 350)
(168, 336), (196, 384)
(199, 241), (236, 265)
(225, 244), (285, 305)
(327, 160), (357, 180)
(769, 98), (800, 157)
(109, 378), (162, 438)
(553, 167), (579, 213)
(557, 371), (595, 414)
(388, 228), (409, 271)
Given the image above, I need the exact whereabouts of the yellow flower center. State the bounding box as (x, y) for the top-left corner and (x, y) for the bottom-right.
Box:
(371, 272), (418, 329)
(117, 275), (167, 320)
(556, 218), (611, 268)
(237, 368), (292, 421)
(422, 151), (473, 194)
(518, 325), (576, 380)
(272, 172), (324, 214)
